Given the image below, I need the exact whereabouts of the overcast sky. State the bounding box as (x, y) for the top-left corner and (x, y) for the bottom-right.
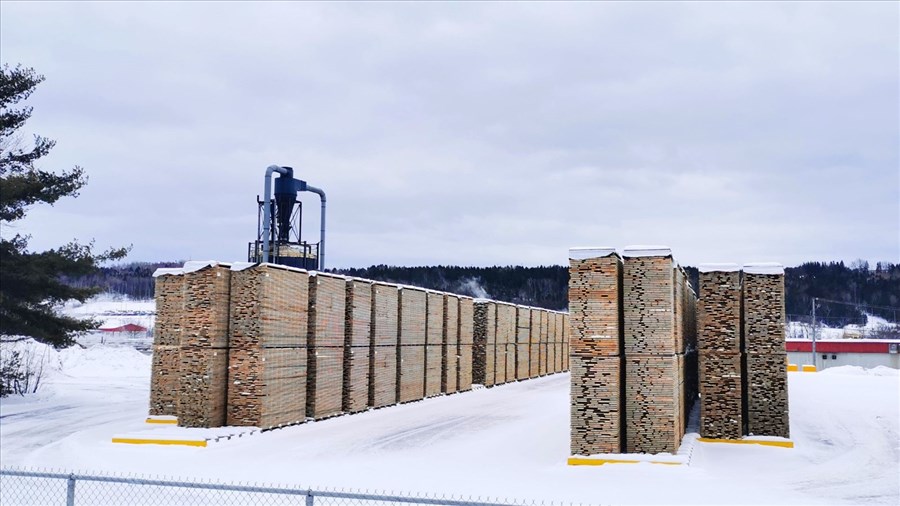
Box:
(1, 2), (897, 268)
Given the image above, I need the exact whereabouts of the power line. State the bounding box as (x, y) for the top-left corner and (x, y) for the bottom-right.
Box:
(812, 297), (900, 313)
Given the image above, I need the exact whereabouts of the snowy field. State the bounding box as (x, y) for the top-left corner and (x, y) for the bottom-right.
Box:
(1, 340), (897, 505)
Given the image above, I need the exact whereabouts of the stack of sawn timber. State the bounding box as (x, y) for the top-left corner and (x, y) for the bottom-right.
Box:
(743, 264), (789, 438)
(149, 262), (567, 430)
(568, 248), (625, 455)
(307, 273), (346, 419)
(697, 265), (743, 439)
(227, 264), (308, 428)
(622, 247), (692, 454)
(150, 262), (233, 428)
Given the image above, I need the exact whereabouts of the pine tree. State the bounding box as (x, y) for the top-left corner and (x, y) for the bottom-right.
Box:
(0, 64), (128, 347)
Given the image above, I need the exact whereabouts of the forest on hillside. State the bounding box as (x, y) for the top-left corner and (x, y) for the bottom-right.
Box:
(65, 260), (900, 328)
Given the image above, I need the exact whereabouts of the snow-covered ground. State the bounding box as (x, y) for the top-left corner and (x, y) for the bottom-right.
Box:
(1, 341), (897, 505)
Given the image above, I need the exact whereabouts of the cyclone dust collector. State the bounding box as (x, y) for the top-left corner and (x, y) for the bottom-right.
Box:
(248, 165), (326, 270)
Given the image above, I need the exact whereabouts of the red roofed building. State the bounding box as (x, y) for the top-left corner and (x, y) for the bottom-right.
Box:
(787, 339), (900, 370)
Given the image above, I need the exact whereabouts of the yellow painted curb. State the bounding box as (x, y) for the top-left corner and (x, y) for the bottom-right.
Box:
(697, 438), (794, 448)
(112, 437), (207, 447)
(567, 457), (682, 466)
(145, 418), (178, 425)
(787, 364), (799, 372)
(801, 365), (817, 372)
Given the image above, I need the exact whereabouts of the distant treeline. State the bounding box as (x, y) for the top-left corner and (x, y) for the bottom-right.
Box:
(66, 260), (899, 326)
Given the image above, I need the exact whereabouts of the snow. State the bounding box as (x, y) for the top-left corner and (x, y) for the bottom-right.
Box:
(818, 365), (899, 377)
(568, 247), (617, 260)
(697, 263), (741, 273)
(743, 262), (785, 275)
(621, 245), (672, 258)
(152, 260), (232, 277)
(2, 340), (898, 505)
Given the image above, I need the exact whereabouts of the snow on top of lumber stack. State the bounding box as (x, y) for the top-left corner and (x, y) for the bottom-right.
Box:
(152, 261), (232, 277)
(621, 245), (672, 258)
(743, 262), (784, 275)
(698, 263), (741, 273)
(568, 247), (617, 260)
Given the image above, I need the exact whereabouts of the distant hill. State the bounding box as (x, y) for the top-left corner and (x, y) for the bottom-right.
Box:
(67, 260), (900, 325)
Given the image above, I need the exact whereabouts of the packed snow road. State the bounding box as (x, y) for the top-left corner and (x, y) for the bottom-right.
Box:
(1, 342), (897, 505)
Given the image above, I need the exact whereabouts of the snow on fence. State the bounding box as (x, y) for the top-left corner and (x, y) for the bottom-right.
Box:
(149, 262), (569, 429)
(0, 468), (551, 506)
(568, 247), (789, 457)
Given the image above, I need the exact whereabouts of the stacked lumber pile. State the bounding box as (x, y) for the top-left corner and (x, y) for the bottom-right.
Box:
(538, 311), (548, 376)
(515, 307), (531, 380)
(569, 248), (625, 455)
(443, 295), (459, 394)
(697, 265), (743, 439)
(425, 292), (444, 398)
(370, 282), (399, 408)
(227, 264), (309, 428)
(178, 264), (232, 428)
(150, 262), (575, 430)
(458, 297), (475, 391)
(344, 279), (372, 413)
(307, 273), (346, 419)
(743, 264), (789, 438)
(473, 301), (497, 386)
(398, 287), (427, 403)
(623, 247), (685, 454)
(529, 308), (541, 377)
(149, 274), (183, 417)
(496, 303), (517, 384)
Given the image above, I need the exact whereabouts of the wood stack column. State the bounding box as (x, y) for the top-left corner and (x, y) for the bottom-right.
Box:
(569, 248), (624, 455)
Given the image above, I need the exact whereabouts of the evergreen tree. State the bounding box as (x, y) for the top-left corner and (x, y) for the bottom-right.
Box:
(0, 64), (128, 347)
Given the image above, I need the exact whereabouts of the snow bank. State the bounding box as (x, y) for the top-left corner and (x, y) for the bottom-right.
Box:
(819, 365), (899, 377)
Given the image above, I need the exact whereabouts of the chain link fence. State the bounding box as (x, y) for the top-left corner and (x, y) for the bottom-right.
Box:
(0, 468), (550, 506)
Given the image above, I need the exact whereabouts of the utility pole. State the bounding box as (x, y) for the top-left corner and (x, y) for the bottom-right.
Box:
(811, 297), (817, 368)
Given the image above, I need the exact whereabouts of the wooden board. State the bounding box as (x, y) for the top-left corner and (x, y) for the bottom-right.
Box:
(698, 351), (742, 439)
(227, 346), (307, 428)
(569, 255), (623, 357)
(149, 344), (179, 416)
(425, 292), (444, 397)
(699, 270), (741, 352)
(443, 295), (459, 394)
(371, 345), (397, 408)
(571, 355), (623, 455)
(746, 352), (790, 438)
(306, 346), (343, 419)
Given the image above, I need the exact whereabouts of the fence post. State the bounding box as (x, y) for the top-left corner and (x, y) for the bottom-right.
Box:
(66, 473), (76, 506)
(306, 490), (314, 506)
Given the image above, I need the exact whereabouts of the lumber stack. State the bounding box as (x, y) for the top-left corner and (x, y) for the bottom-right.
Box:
(425, 292), (444, 398)
(698, 266), (743, 439)
(458, 297), (475, 391)
(473, 301), (497, 386)
(539, 311), (548, 376)
(547, 311), (557, 375)
(370, 282), (399, 408)
(443, 295), (459, 394)
(569, 248), (624, 455)
(344, 279), (372, 413)
(307, 273), (346, 419)
(227, 264), (309, 428)
(150, 274), (183, 417)
(515, 307), (531, 380)
(398, 287), (427, 403)
(496, 303), (517, 384)
(177, 264), (232, 428)
(743, 264), (789, 438)
(623, 248), (685, 454)
(529, 308), (541, 378)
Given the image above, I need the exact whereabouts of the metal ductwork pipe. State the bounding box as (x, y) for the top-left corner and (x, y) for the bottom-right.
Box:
(262, 165), (289, 263)
(305, 185), (326, 270)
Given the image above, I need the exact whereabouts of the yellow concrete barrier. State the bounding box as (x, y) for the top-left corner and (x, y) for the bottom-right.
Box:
(697, 438), (794, 448)
(801, 364), (817, 372)
(145, 416), (178, 425)
(112, 437), (207, 447)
